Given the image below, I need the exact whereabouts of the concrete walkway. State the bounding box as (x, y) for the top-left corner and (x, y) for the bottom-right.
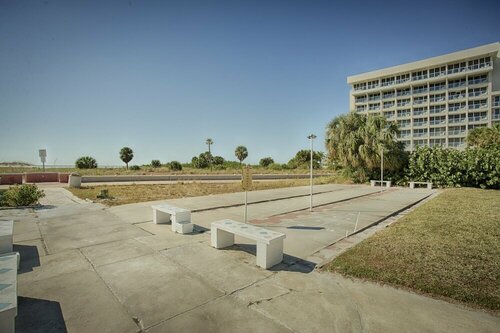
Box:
(1, 186), (498, 332)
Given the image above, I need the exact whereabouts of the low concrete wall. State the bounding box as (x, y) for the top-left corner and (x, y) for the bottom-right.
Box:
(0, 174), (23, 185)
(81, 174), (326, 183)
(23, 172), (59, 183)
(58, 173), (70, 183)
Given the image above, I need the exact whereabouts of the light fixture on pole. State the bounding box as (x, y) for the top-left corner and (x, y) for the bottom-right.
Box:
(307, 134), (317, 211)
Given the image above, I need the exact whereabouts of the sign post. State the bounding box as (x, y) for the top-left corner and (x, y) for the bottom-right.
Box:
(241, 165), (253, 223)
(39, 149), (47, 172)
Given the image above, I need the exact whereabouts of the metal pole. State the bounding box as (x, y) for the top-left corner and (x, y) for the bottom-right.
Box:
(380, 147), (384, 193)
(43, 162), (45, 172)
(244, 191), (248, 223)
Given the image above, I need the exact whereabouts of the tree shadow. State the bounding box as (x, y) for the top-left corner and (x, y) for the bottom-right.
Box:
(286, 226), (325, 231)
(16, 297), (68, 333)
(230, 243), (316, 273)
(13, 244), (40, 273)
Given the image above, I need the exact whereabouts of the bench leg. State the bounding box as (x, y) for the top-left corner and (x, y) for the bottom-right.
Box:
(256, 238), (284, 269)
(0, 308), (15, 333)
(409, 182), (414, 189)
(211, 227), (235, 249)
(153, 210), (171, 225)
(427, 183), (432, 189)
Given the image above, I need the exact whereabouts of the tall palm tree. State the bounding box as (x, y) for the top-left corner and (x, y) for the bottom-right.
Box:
(206, 138), (213, 154)
(235, 146), (248, 165)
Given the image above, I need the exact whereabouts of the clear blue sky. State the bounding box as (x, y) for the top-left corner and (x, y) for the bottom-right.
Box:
(1, 0), (499, 166)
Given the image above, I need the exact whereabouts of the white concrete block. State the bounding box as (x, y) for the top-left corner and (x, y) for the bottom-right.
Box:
(175, 221), (194, 234)
(0, 221), (13, 254)
(0, 253), (18, 333)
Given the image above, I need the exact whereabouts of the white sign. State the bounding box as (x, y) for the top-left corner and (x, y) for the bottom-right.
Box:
(39, 149), (47, 163)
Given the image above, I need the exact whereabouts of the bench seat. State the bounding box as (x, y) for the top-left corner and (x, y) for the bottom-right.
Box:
(211, 219), (286, 269)
(151, 204), (193, 234)
(0, 253), (18, 333)
(370, 180), (391, 187)
(409, 181), (432, 189)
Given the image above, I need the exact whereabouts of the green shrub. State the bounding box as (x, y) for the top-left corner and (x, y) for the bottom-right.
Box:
(129, 165), (141, 170)
(75, 156), (98, 169)
(213, 156), (225, 166)
(268, 163), (282, 171)
(1, 184), (45, 207)
(407, 146), (500, 189)
(169, 161), (182, 171)
(259, 157), (274, 167)
(151, 160), (161, 168)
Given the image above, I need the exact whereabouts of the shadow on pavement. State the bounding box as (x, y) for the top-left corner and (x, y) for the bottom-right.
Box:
(286, 226), (325, 231)
(13, 244), (40, 273)
(16, 296), (68, 333)
(233, 244), (316, 273)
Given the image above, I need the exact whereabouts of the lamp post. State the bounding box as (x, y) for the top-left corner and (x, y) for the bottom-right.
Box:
(307, 134), (317, 211)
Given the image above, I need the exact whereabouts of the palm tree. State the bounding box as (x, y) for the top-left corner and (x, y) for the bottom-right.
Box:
(119, 147), (134, 170)
(467, 124), (500, 148)
(206, 138), (213, 154)
(325, 113), (404, 181)
(235, 146), (248, 165)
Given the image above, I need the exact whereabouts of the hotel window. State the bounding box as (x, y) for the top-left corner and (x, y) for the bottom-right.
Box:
(413, 85), (428, 94)
(384, 111), (395, 119)
(411, 70), (428, 81)
(413, 118), (427, 127)
(469, 87), (487, 97)
(395, 74), (410, 84)
(468, 57), (491, 70)
(413, 107), (428, 116)
(368, 93), (380, 101)
(383, 101), (395, 109)
(356, 105), (366, 112)
(429, 93), (446, 102)
(397, 98), (411, 107)
(429, 105), (446, 114)
(381, 77), (395, 87)
(367, 80), (379, 89)
(368, 103), (380, 111)
(468, 112), (488, 122)
(429, 82), (446, 91)
(382, 91), (395, 99)
(353, 83), (366, 91)
(429, 127), (446, 137)
(398, 130), (411, 138)
(449, 102), (466, 112)
(469, 123), (487, 129)
(448, 126), (466, 136)
(493, 109), (500, 120)
(448, 62), (466, 74)
(397, 109), (411, 117)
(448, 78), (466, 88)
(413, 128), (428, 137)
(396, 88), (411, 96)
(413, 139), (427, 147)
(468, 74), (488, 85)
(429, 66), (446, 78)
(448, 90), (466, 100)
(429, 116), (446, 126)
(429, 138), (446, 147)
(398, 119), (411, 127)
(413, 96), (427, 105)
(449, 137), (465, 147)
(355, 96), (367, 103)
(449, 114), (466, 123)
(468, 99), (487, 109)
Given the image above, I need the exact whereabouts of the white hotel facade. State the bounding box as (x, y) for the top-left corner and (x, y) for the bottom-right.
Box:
(347, 42), (500, 150)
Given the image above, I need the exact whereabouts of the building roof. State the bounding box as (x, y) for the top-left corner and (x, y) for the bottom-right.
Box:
(347, 42), (500, 84)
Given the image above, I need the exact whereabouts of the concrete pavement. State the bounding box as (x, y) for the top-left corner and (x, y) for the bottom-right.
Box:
(1, 185), (498, 332)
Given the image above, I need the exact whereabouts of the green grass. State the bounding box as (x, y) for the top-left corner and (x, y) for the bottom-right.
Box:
(326, 188), (500, 312)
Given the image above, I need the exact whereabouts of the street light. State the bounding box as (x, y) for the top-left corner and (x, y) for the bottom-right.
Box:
(307, 134), (317, 211)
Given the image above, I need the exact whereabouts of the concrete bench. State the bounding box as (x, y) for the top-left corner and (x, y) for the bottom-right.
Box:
(152, 204), (193, 234)
(0, 253), (18, 333)
(370, 180), (391, 187)
(211, 219), (286, 269)
(0, 221), (13, 254)
(409, 181), (433, 189)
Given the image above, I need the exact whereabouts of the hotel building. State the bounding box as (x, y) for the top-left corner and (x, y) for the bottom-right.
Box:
(347, 42), (500, 150)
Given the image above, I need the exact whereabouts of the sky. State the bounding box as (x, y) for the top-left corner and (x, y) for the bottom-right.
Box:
(1, 0), (499, 166)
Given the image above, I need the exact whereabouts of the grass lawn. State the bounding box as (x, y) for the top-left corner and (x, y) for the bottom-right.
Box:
(68, 176), (345, 206)
(326, 188), (500, 312)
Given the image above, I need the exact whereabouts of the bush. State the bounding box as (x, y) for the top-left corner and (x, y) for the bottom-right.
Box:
(151, 160), (161, 168)
(130, 165), (141, 170)
(268, 163), (282, 171)
(406, 146), (500, 189)
(75, 156), (97, 169)
(213, 156), (225, 166)
(192, 152), (212, 168)
(169, 161), (182, 171)
(1, 184), (45, 207)
(288, 150), (323, 169)
(259, 157), (274, 167)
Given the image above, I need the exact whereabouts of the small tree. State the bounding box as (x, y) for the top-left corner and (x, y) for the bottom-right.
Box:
(213, 156), (225, 166)
(169, 161), (182, 171)
(206, 138), (214, 154)
(75, 156), (98, 169)
(259, 157), (274, 167)
(235, 146), (248, 165)
(467, 124), (500, 148)
(151, 159), (161, 168)
(120, 147), (134, 170)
